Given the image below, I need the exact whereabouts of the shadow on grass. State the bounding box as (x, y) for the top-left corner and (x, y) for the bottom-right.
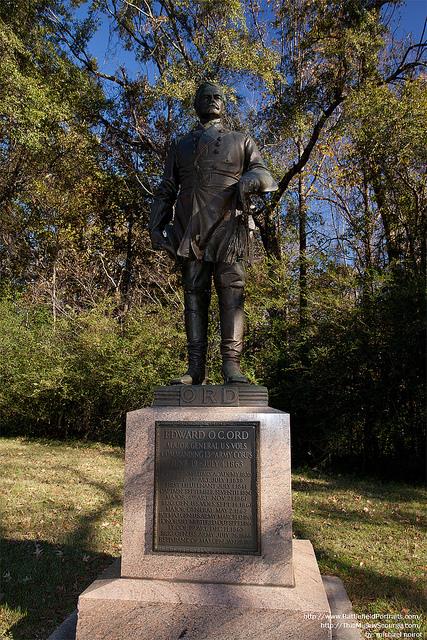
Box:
(58, 464), (123, 548)
(292, 472), (426, 504)
(293, 509), (426, 614)
(1, 538), (113, 640)
(292, 472), (426, 613)
(2, 465), (123, 640)
(301, 539), (427, 614)
(16, 436), (125, 461)
(295, 503), (427, 531)
(292, 473), (427, 532)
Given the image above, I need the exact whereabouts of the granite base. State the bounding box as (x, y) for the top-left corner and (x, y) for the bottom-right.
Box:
(76, 540), (331, 640)
(122, 405), (293, 587)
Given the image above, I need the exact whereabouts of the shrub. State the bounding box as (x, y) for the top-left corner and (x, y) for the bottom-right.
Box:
(0, 298), (186, 442)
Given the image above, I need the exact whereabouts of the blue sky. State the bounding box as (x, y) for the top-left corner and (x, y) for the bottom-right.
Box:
(77, 0), (426, 81)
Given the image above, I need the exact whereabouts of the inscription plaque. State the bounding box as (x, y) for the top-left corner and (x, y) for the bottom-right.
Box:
(153, 421), (260, 554)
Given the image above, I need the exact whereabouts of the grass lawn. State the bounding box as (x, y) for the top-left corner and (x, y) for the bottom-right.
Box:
(1, 437), (425, 640)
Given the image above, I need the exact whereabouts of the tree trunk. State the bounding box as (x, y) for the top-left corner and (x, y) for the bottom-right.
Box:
(298, 170), (308, 326)
(52, 259), (57, 329)
(370, 170), (400, 265)
(120, 207), (134, 317)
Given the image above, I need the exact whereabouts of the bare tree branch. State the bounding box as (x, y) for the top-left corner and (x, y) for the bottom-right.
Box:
(46, 9), (129, 88)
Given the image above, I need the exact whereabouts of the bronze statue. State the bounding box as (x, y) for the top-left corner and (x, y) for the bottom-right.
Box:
(149, 82), (278, 385)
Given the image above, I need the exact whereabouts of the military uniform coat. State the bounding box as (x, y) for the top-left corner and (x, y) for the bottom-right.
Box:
(149, 120), (277, 263)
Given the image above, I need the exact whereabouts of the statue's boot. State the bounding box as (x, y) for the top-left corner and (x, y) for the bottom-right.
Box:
(171, 288), (209, 385)
(218, 286), (249, 384)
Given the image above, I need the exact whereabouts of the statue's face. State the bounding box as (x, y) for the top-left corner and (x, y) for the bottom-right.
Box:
(195, 86), (225, 122)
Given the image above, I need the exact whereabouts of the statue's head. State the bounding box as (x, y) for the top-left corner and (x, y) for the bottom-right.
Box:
(194, 82), (226, 122)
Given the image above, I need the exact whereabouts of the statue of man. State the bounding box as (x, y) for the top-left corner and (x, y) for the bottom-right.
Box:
(149, 82), (277, 385)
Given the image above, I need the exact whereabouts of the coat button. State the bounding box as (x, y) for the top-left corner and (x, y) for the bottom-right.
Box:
(214, 150), (219, 154)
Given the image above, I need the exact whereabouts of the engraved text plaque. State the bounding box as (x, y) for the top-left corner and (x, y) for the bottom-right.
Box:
(153, 421), (260, 554)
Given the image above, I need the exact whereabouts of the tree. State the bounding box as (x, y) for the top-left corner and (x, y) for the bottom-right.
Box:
(0, 1), (105, 305)
(0, 1), (425, 476)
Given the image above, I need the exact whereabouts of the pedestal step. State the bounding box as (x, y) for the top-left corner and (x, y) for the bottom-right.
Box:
(76, 541), (331, 640)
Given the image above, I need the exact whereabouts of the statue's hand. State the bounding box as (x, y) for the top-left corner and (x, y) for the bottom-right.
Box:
(150, 226), (177, 259)
(150, 228), (167, 251)
(238, 176), (259, 207)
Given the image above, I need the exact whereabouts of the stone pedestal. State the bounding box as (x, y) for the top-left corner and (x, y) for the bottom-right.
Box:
(76, 386), (332, 639)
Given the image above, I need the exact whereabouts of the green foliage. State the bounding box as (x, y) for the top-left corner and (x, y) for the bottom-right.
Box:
(0, 2), (113, 302)
(0, 0), (424, 480)
(256, 268), (426, 480)
(0, 298), (186, 441)
(343, 78), (427, 271)
(0, 13), (104, 151)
